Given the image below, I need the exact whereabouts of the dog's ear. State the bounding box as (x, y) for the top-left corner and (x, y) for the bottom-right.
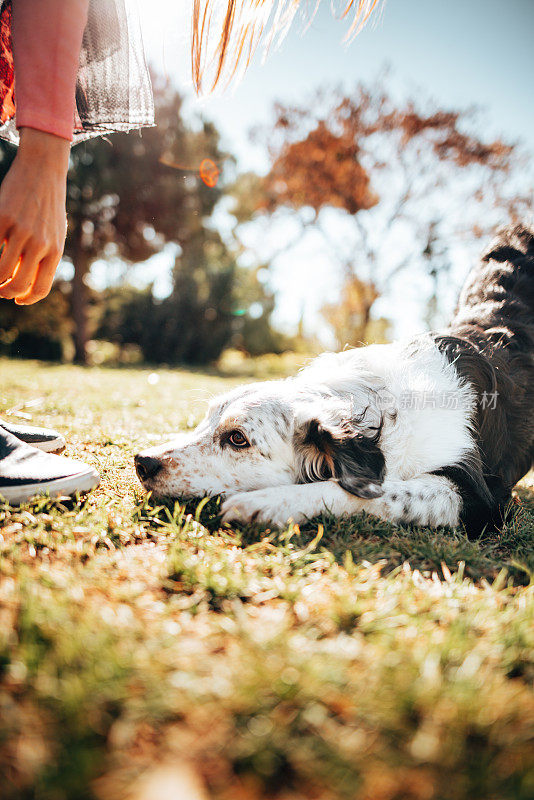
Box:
(298, 417), (385, 499)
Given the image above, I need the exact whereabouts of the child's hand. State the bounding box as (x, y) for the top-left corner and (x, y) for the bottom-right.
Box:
(0, 128), (69, 304)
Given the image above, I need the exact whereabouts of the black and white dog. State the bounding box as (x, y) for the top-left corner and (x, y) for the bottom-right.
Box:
(135, 225), (534, 537)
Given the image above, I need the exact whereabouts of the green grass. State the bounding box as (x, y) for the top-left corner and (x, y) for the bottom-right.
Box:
(0, 358), (533, 800)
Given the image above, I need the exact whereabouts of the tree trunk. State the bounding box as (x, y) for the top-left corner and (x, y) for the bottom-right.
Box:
(71, 251), (90, 364)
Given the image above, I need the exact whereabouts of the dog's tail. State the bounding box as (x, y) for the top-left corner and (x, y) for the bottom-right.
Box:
(451, 224), (534, 348)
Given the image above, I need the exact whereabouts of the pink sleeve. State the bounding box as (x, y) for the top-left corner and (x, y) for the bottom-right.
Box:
(12, 0), (89, 142)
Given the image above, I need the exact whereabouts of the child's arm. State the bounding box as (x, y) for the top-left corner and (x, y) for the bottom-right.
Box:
(12, 0), (89, 140)
(0, 0), (89, 305)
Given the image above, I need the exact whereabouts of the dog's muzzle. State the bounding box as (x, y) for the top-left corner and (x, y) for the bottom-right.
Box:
(134, 454), (163, 483)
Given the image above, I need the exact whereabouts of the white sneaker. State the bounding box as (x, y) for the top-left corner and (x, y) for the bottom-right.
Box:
(0, 428), (99, 505)
(1, 419), (66, 453)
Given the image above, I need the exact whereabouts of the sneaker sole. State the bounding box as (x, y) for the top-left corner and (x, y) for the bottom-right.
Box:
(0, 468), (100, 505)
(32, 435), (66, 454)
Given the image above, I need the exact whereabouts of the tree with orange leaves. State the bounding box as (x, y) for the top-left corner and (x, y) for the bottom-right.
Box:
(230, 74), (532, 342)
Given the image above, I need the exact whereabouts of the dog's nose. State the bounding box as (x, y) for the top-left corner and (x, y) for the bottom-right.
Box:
(135, 454), (162, 482)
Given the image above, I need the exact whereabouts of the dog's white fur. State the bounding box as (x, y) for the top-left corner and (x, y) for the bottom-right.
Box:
(136, 339), (474, 528)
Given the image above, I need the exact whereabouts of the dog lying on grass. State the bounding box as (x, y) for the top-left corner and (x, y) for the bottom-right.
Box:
(135, 225), (534, 537)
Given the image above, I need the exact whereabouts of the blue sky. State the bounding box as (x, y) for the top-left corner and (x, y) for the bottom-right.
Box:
(136, 0), (534, 340)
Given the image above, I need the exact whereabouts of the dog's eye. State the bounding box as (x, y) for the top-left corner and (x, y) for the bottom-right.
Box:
(227, 430), (250, 449)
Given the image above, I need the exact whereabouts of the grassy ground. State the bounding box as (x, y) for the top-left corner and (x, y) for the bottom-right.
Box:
(0, 358), (533, 800)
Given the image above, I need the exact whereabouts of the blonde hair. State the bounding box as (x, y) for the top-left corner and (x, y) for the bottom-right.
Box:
(192, 1), (382, 92)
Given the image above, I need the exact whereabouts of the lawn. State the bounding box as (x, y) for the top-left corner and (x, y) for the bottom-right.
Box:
(1, 358), (533, 800)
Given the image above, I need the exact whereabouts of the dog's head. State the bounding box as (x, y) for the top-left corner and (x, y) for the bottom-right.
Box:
(135, 380), (385, 500)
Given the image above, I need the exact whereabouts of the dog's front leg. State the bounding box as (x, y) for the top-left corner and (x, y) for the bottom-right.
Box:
(221, 482), (352, 527)
(221, 474), (462, 528)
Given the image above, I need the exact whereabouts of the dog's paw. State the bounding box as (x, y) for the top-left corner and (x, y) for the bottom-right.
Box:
(221, 488), (304, 527)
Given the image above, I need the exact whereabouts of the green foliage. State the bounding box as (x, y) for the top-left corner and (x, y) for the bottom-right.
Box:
(66, 80), (226, 264)
(0, 282), (72, 360)
(63, 78), (232, 361)
(95, 238), (288, 364)
(146, 230), (238, 364)
(232, 265), (291, 356)
(0, 361), (533, 799)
